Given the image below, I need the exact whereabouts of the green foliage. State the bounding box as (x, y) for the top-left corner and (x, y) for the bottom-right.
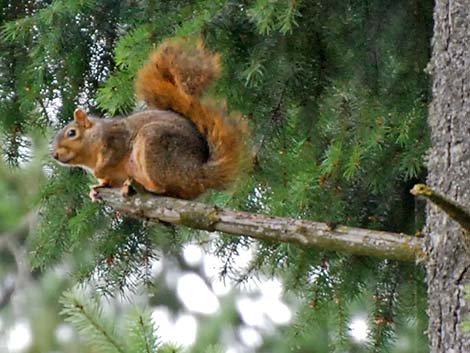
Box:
(127, 308), (160, 353)
(61, 288), (127, 353)
(96, 25), (153, 115)
(247, 0), (302, 35)
(30, 167), (100, 269)
(1, 0), (433, 352)
(61, 288), (174, 353)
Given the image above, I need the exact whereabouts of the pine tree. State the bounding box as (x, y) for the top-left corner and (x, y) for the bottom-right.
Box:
(60, 287), (184, 353)
(0, 0), (437, 352)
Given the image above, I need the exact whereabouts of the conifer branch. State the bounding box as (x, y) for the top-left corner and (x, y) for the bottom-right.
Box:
(97, 189), (423, 262)
(127, 309), (158, 353)
(61, 290), (126, 353)
(79, 306), (126, 353)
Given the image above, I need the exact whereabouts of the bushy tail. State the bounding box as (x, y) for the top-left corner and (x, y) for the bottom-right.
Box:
(135, 38), (250, 189)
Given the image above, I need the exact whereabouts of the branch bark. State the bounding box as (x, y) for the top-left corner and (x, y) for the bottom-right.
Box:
(97, 189), (423, 262)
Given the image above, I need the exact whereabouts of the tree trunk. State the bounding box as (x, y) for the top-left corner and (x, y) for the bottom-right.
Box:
(426, 1), (470, 351)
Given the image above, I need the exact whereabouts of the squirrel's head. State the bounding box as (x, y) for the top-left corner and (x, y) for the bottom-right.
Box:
(52, 108), (96, 167)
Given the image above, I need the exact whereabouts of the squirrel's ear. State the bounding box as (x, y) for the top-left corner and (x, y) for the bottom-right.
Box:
(74, 108), (92, 128)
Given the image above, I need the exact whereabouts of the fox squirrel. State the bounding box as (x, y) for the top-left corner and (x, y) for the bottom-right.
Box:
(52, 38), (249, 200)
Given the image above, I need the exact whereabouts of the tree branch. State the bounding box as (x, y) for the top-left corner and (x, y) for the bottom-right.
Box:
(98, 189), (424, 262)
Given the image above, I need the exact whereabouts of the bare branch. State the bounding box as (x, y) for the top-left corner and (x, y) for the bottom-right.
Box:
(98, 189), (424, 262)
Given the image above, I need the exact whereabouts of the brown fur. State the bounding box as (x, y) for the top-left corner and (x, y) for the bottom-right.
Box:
(135, 38), (249, 192)
(53, 39), (249, 199)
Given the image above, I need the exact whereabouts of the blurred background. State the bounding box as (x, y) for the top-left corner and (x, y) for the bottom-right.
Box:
(0, 0), (432, 352)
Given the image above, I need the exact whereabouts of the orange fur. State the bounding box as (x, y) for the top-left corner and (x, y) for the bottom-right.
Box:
(53, 38), (249, 200)
(135, 38), (249, 191)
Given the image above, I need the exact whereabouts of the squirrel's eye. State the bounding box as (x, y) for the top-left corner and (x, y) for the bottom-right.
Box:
(67, 129), (77, 137)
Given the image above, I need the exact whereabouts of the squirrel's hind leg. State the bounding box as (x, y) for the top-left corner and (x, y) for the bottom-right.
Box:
(125, 133), (167, 195)
(126, 120), (207, 198)
(121, 178), (140, 197)
(121, 178), (133, 197)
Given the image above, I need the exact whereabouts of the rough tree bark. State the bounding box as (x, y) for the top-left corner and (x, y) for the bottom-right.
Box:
(98, 188), (422, 262)
(425, 1), (470, 352)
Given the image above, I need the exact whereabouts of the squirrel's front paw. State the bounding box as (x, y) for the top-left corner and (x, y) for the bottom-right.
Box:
(89, 187), (103, 202)
(89, 180), (110, 201)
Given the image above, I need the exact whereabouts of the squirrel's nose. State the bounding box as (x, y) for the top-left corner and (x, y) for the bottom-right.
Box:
(53, 152), (59, 160)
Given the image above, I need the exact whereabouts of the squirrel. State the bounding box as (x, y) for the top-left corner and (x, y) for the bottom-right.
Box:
(52, 38), (249, 200)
